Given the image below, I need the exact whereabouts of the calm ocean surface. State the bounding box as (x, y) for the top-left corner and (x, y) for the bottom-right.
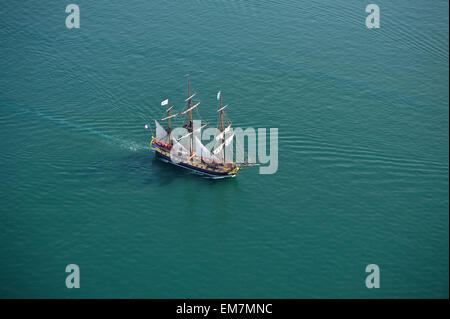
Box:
(0, 1), (448, 298)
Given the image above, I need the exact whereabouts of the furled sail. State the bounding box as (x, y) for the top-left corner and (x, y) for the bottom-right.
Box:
(155, 120), (169, 144)
(185, 93), (196, 102)
(195, 137), (218, 161)
(161, 113), (178, 121)
(217, 104), (229, 113)
(181, 101), (201, 114)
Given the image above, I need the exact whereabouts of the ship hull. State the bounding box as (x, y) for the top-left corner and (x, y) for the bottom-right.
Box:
(151, 139), (239, 178)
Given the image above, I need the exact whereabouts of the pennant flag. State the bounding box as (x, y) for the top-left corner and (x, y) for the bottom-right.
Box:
(161, 99), (169, 106)
(217, 91), (221, 101)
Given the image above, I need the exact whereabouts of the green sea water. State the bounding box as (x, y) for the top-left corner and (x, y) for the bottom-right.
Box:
(0, 0), (448, 298)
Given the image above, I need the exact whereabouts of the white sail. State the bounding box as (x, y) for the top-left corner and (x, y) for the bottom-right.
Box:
(181, 101), (201, 114)
(178, 131), (192, 141)
(172, 137), (189, 155)
(212, 133), (234, 162)
(213, 142), (224, 155)
(155, 120), (169, 144)
(215, 124), (232, 141)
(213, 133), (234, 153)
(177, 124), (207, 141)
(195, 137), (218, 161)
(225, 133), (235, 146)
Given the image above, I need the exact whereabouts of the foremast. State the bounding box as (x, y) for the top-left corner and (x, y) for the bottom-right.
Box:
(160, 98), (178, 146)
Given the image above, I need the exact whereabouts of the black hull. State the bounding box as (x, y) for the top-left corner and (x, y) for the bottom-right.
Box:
(155, 151), (236, 178)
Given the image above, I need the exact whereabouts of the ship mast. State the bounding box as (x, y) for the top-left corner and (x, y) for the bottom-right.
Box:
(167, 99), (171, 145)
(160, 98), (178, 145)
(182, 74), (195, 157)
(188, 78), (192, 125)
(186, 74), (193, 156)
(213, 91), (232, 163)
(180, 75), (202, 158)
(219, 92), (225, 163)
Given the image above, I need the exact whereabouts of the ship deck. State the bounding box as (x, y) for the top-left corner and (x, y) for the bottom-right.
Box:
(150, 138), (239, 177)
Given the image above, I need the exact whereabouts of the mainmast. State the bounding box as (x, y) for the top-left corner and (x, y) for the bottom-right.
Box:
(185, 74), (193, 157)
(178, 75), (202, 158)
(219, 92), (225, 163)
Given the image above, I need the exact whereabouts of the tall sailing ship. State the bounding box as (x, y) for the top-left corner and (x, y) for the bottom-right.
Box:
(147, 75), (241, 178)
